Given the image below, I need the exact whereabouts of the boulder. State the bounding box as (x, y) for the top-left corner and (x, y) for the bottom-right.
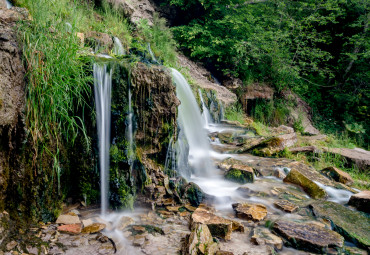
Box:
(273, 220), (343, 253)
(57, 224), (82, 234)
(283, 169), (327, 199)
(85, 31), (113, 51)
(348, 190), (370, 213)
(182, 182), (204, 207)
(224, 164), (254, 184)
(185, 223), (219, 255)
(323, 147), (370, 172)
(251, 228), (283, 250)
(56, 214), (81, 225)
(81, 223), (106, 234)
(232, 203), (267, 222)
(191, 208), (233, 240)
(274, 200), (298, 213)
(320, 167), (354, 185)
(310, 201), (370, 249)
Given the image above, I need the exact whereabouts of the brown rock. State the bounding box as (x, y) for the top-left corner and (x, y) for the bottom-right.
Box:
(85, 31), (113, 51)
(191, 208), (233, 240)
(185, 223), (219, 255)
(290, 146), (319, 154)
(273, 220), (343, 253)
(232, 203), (267, 222)
(57, 224), (82, 234)
(224, 164), (254, 184)
(82, 223), (106, 234)
(185, 204), (197, 212)
(274, 200), (298, 213)
(166, 206), (181, 212)
(348, 190), (370, 213)
(56, 214), (81, 225)
(251, 228), (283, 250)
(216, 252), (234, 255)
(321, 167), (354, 185)
(118, 216), (134, 230)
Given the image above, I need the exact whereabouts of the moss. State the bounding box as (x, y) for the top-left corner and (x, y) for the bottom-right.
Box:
(225, 169), (254, 184)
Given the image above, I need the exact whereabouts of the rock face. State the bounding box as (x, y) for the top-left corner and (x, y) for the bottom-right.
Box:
(191, 208), (233, 240)
(273, 220), (344, 253)
(224, 164), (254, 184)
(240, 83), (273, 113)
(0, 7), (26, 211)
(85, 31), (113, 52)
(184, 223), (219, 255)
(320, 166), (354, 185)
(232, 203), (267, 222)
(310, 201), (370, 249)
(348, 190), (370, 213)
(284, 169), (327, 199)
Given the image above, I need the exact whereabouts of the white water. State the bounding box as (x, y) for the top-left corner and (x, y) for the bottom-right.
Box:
(113, 37), (125, 56)
(314, 181), (353, 204)
(6, 0), (12, 8)
(171, 68), (216, 177)
(126, 87), (134, 165)
(198, 89), (213, 128)
(93, 63), (112, 216)
(147, 43), (157, 63)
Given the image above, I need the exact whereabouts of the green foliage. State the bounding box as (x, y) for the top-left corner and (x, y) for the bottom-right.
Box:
(251, 99), (290, 126)
(225, 104), (245, 124)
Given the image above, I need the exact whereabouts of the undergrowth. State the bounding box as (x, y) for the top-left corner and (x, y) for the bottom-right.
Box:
(225, 104), (245, 125)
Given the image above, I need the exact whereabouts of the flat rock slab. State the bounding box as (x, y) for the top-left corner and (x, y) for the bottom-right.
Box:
(82, 223), (106, 234)
(323, 147), (370, 172)
(251, 227), (283, 250)
(310, 201), (370, 249)
(56, 214), (81, 225)
(284, 169), (327, 199)
(232, 203), (267, 222)
(57, 224), (82, 234)
(348, 190), (370, 213)
(191, 208), (233, 240)
(185, 223), (219, 255)
(274, 200), (299, 213)
(273, 220), (343, 253)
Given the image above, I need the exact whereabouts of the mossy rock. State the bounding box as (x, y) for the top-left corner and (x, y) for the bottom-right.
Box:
(284, 169), (326, 199)
(310, 201), (370, 250)
(183, 182), (204, 207)
(225, 165), (254, 184)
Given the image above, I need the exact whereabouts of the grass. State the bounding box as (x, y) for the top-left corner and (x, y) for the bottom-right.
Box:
(225, 104), (246, 125)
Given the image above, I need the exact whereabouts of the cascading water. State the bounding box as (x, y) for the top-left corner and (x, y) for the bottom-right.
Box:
(93, 63), (112, 215)
(6, 0), (12, 8)
(126, 86), (135, 166)
(171, 68), (215, 177)
(113, 37), (125, 56)
(198, 88), (213, 128)
(147, 43), (157, 63)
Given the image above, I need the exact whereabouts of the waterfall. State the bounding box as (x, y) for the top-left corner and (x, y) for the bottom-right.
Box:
(171, 68), (215, 177)
(5, 0), (12, 8)
(113, 37), (125, 56)
(147, 43), (157, 63)
(126, 86), (134, 166)
(198, 89), (213, 128)
(93, 63), (112, 215)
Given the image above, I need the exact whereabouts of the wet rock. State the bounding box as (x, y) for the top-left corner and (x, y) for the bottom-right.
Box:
(251, 227), (283, 250)
(56, 214), (81, 225)
(224, 164), (254, 184)
(191, 208), (233, 240)
(184, 223), (219, 255)
(85, 31), (113, 51)
(118, 216), (135, 230)
(82, 218), (93, 227)
(57, 224), (82, 234)
(284, 169), (327, 199)
(310, 201), (370, 249)
(183, 182), (204, 207)
(232, 203), (267, 222)
(82, 223), (106, 234)
(273, 220), (343, 253)
(321, 167), (354, 185)
(133, 234), (146, 247)
(274, 200), (299, 213)
(348, 190), (370, 213)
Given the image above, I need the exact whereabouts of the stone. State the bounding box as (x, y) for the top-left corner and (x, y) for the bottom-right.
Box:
(216, 252), (234, 255)
(57, 224), (82, 234)
(322, 147), (370, 172)
(278, 132), (297, 148)
(273, 220), (343, 253)
(82, 218), (93, 227)
(56, 214), (81, 225)
(185, 223), (219, 255)
(118, 216), (134, 230)
(348, 190), (370, 213)
(321, 167), (354, 185)
(166, 206), (181, 212)
(290, 146), (319, 154)
(85, 31), (113, 51)
(184, 204), (197, 212)
(183, 182), (204, 207)
(6, 241), (17, 251)
(274, 200), (299, 213)
(232, 203), (267, 222)
(251, 228), (283, 250)
(133, 235), (146, 247)
(76, 32), (84, 45)
(191, 208), (233, 240)
(310, 201), (370, 249)
(224, 165), (254, 184)
(82, 223), (106, 234)
(283, 169), (327, 199)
